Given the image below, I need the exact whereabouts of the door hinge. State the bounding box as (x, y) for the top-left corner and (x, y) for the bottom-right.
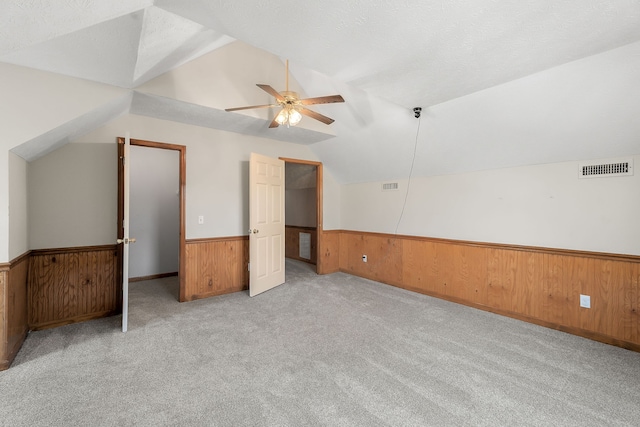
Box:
(248, 263), (250, 272)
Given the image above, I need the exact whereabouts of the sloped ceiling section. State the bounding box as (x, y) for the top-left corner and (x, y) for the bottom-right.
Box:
(0, 0), (153, 55)
(131, 92), (334, 145)
(0, 5), (234, 88)
(157, 0), (640, 108)
(11, 93), (133, 162)
(1, 1), (640, 181)
(0, 62), (132, 157)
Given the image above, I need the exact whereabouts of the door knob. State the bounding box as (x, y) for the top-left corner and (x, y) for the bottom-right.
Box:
(116, 237), (137, 244)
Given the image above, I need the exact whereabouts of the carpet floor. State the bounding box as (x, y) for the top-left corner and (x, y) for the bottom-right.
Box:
(1, 259), (639, 426)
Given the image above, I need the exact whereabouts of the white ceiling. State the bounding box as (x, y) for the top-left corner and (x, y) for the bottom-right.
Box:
(2, 0), (640, 181)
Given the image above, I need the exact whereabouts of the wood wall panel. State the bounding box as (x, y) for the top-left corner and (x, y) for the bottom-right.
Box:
(183, 237), (249, 302)
(542, 254), (565, 325)
(318, 230), (340, 274)
(339, 232), (403, 286)
(516, 251), (544, 319)
(455, 245), (487, 305)
(285, 226), (317, 264)
(28, 246), (119, 330)
(3, 252), (36, 370)
(402, 239), (430, 292)
(6, 255), (29, 365)
(335, 230), (640, 351)
(0, 268), (7, 370)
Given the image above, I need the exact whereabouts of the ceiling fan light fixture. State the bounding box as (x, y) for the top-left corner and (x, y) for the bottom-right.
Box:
(225, 59), (343, 128)
(275, 106), (302, 127)
(289, 108), (302, 125)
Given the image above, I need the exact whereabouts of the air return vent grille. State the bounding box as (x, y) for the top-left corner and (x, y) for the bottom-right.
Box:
(578, 158), (633, 179)
(382, 182), (399, 191)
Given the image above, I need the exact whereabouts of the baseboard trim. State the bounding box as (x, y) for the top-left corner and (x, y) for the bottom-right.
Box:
(0, 326), (28, 371)
(29, 310), (121, 332)
(129, 272), (178, 282)
(184, 286), (247, 302)
(286, 256), (316, 265)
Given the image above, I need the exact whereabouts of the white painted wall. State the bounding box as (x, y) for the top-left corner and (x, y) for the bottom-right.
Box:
(28, 143), (117, 249)
(129, 145), (180, 278)
(341, 155), (640, 256)
(8, 152), (28, 260)
(285, 188), (316, 227)
(321, 169), (341, 230)
(0, 151), (8, 262)
(75, 113), (342, 240)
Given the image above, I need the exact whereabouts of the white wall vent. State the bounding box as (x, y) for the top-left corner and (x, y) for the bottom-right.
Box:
(299, 232), (311, 260)
(382, 182), (399, 191)
(578, 158), (633, 179)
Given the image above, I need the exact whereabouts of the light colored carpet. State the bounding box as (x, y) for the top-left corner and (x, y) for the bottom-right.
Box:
(1, 259), (639, 426)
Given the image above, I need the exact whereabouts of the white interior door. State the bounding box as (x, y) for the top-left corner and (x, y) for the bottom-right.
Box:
(117, 134), (136, 332)
(249, 153), (285, 296)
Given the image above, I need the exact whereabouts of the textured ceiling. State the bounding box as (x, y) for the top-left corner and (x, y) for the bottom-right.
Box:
(2, 0), (640, 178)
(157, 0), (640, 108)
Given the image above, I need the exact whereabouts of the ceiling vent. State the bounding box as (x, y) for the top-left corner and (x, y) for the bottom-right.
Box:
(382, 182), (399, 191)
(578, 158), (633, 179)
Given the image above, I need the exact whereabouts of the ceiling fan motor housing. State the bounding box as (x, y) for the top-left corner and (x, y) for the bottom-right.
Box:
(281, 91), (300, 105)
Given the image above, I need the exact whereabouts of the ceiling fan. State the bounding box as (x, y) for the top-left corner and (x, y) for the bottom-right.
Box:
(225, 60), (344, 128)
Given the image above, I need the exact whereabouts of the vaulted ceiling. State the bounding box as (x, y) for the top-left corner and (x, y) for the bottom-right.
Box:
(2, 1), (640, 183)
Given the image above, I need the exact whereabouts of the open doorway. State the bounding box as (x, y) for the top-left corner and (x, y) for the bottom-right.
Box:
(117, 138), (186, 309)
(281, 158), (323, 274)
(129, 145), (179, 284)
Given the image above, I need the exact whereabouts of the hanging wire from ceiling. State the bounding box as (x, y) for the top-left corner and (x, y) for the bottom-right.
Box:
(394, 108), (422, 234)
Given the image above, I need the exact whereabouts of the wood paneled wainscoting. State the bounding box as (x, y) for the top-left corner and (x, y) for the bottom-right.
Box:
(318, 230), (341, 274)
(28, 245), (120, 331)
(334, 230), (640, 352)
(183, 236), (249, 302)
(285, 226), (317, 264)
(0, 253), (29, 370)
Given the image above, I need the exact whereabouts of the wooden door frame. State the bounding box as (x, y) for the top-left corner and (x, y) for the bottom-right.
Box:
(117, 137), (187, 302)
(279, 157), (324, 274)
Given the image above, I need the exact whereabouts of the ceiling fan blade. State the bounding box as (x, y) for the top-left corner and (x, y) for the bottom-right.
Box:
(299, 107), (335, 125)
(225, 104), (278, 112)
(299, 94), (345, 105)
(268, 115), (280, 128)
(257, 84), (285, 102)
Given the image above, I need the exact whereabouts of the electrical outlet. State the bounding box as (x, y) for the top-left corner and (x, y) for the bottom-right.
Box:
(580, 294), (591, 308)
(198, 215), (204, 225)
(362, 254), (367, 263)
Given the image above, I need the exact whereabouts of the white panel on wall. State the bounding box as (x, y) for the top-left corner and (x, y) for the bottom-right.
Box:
(285, 188), (316, 227)
(8, 152), (28, 260)
(341, 155), (640, 256)
(129, 145), (180, 278)
(28, 143), (117, 250)
(0, 151), (9, 262)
